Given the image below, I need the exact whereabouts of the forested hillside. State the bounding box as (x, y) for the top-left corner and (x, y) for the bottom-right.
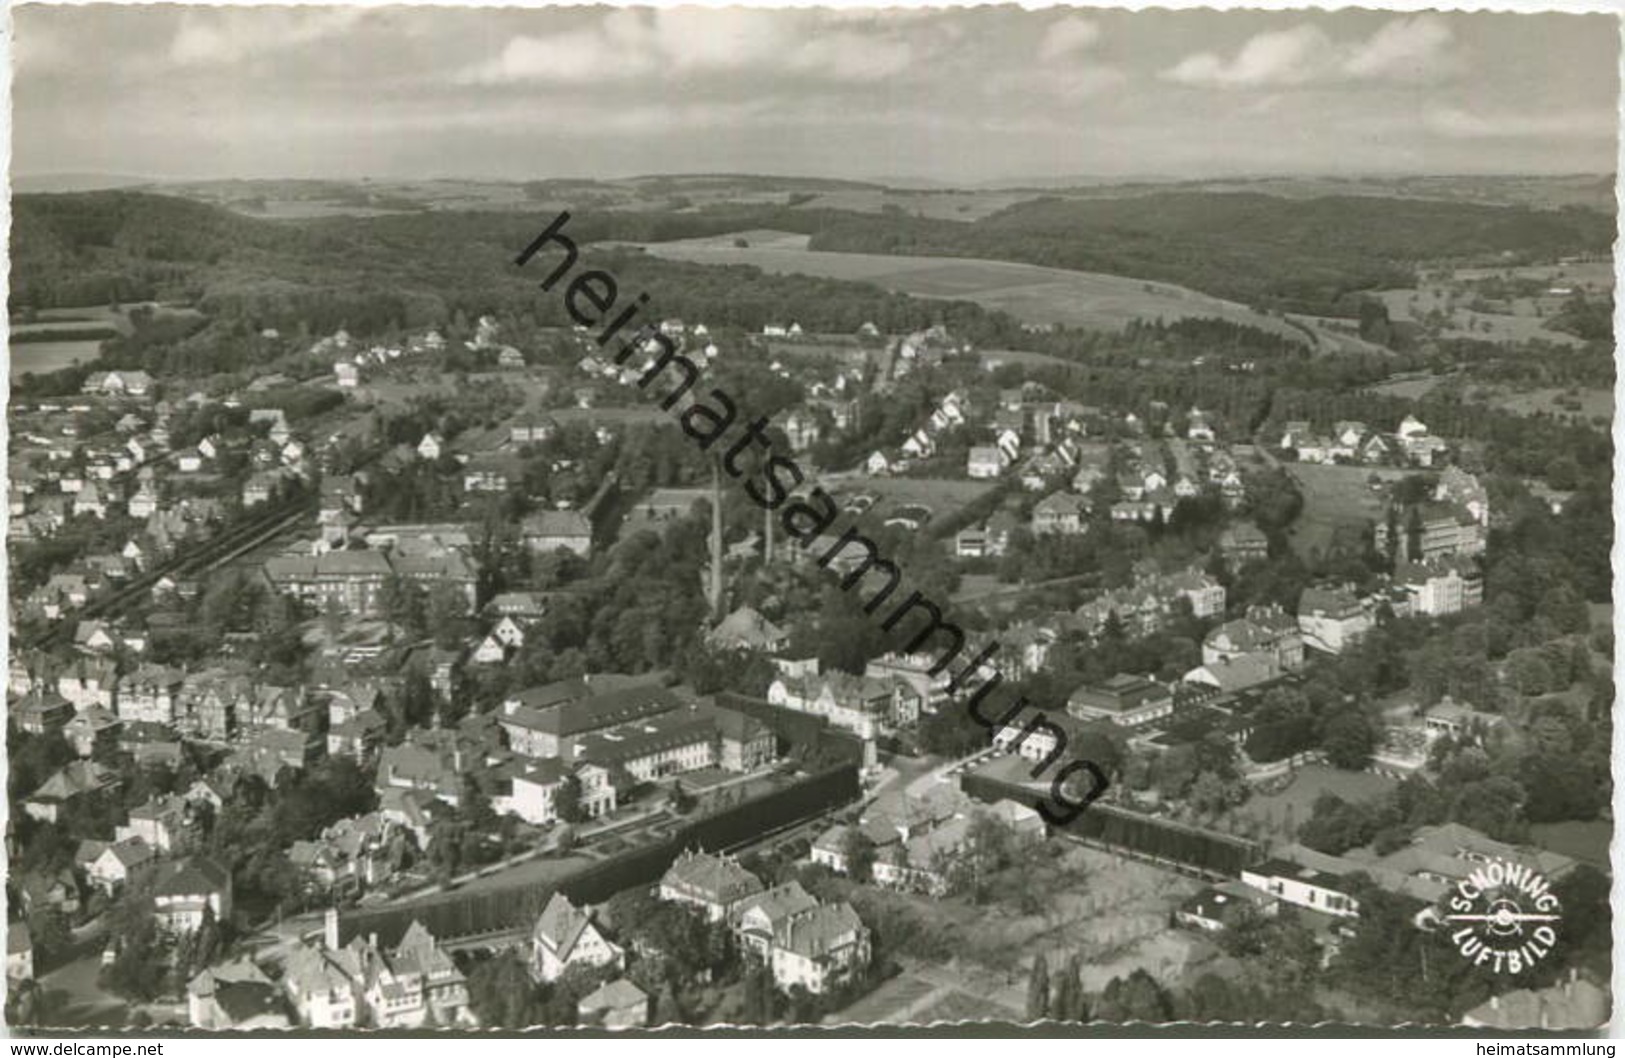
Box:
(10, 192), (1027, 345)
(805, 193), (1614, 316)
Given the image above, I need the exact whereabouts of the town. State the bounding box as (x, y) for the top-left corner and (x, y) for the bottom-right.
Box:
(7, 175), (1612, 1030)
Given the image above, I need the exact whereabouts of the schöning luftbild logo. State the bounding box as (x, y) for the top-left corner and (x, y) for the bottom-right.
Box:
(1418, 858), (1562, 974)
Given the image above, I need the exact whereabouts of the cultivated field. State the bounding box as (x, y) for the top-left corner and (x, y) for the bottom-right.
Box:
(628, 231), (1315, 341)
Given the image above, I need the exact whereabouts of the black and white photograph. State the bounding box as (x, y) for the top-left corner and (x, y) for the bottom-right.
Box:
(3, 2), (1618, 1038)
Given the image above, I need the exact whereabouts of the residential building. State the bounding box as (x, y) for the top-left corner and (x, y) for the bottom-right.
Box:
(1298, 585), (1375, 655)
(188, 960), (292, 1030)
(281, 944), (362, 1029)
(577, 978), (650, 1029)
(1219, 522), (1269, 565)
(768, 902), (870, 994)
(767, 671), (922, 739)
(715, 708), (776, 772)
(658, 850), (764, 923)
(706, 605), (790, 654)
(7, 924), (33, 983)
(1461, 974), (1607, 1031)
(1395, 557), (1483, 617)
(152, 856), (234, 934)
(530, 893), (624, 984)
(734, 880), (820, 958)
(966, 446), (1005, 479)
(117, 794), (192, 853)
(1374, 501), (1486, 564)
(85, 837), (158, 895)
(14, 692), (72, 735)
(116, 664), (185, 724)
(1031, 492), (1088, 536)
(1203, 605), (1305, 672)
(521, 511), (593, 556)
(25, 760), (120, 822)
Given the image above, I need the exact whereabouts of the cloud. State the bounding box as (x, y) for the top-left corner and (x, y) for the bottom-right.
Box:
(1039, 16), (1101, 62)
(1162, 15), (1458, 88)
(1424, 105), (1615, 140)
(456, 8), (924, 86)
(169, 9), (365, 67)
(1344, 16), (1459, 80)
(170, 9), (365, 66)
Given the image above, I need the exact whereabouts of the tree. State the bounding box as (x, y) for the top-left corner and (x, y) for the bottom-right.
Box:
(466, 952), (546, 1028)
(1026, 953), (1050, 1021)
(1093, 968), (1175, 1023)
(1321, 711), (1377, 770)
(556, 773), (586, 824)
(841, 827), (876, 883)
(1053, 954), (1085, 1022)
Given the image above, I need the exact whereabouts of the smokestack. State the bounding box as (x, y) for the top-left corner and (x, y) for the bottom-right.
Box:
(708, 458), (725, 622)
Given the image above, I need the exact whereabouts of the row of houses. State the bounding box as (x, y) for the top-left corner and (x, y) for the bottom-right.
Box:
(1281, 415), (1450, 468)
(530, 849), (871, 999)
(209, 917), (470, 1030)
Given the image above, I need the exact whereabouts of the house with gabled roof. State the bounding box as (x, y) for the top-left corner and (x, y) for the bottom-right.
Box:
(530, 893), (624, 984)
(769, 901), (870, 994)
(281, 943), (361, 1028)
(25, 760), (120, 822)
(1297, 584), (1374, 655)
(705, 605), (789, 654)
(658, 849), (764, 923)
(85, 837), (158, 895)
(1032, 491), (1089, 536)
(188, 959), (291, 1029)
(153, 855), (233, 934)
(577, 977), (649, 1029)
(734, 880), (819, 958)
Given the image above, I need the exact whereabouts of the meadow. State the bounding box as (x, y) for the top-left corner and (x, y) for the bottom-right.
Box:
(10, 339), (104, 376)
(630, 231), (1314, 341)
(1284, 462), (1414, 560)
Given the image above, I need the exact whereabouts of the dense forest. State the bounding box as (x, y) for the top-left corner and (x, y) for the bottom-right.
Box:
(804, 193), (1615, 317)
(15, 189), (1614, 327)
(10, 192), (1030, 348)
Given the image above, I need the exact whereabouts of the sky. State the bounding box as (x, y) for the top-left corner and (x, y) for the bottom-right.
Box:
(11, 4), (1621, 184)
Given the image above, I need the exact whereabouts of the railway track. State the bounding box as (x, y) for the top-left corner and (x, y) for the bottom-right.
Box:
(21, 497), (316, 651)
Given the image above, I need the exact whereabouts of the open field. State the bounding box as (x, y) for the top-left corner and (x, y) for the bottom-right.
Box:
(1236, 765), (1399, 839)
(1375, 285), (1588, 348)
(1467, 385), (1614, 425)
(1451, 260), (1613, 292)
(797, 188), (1037, 222)
(1284, 462), (1415, 560)
(1366, 373), (1448, 401)
(627, 231), (1314, 342)
(12, 340), (104, 375)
